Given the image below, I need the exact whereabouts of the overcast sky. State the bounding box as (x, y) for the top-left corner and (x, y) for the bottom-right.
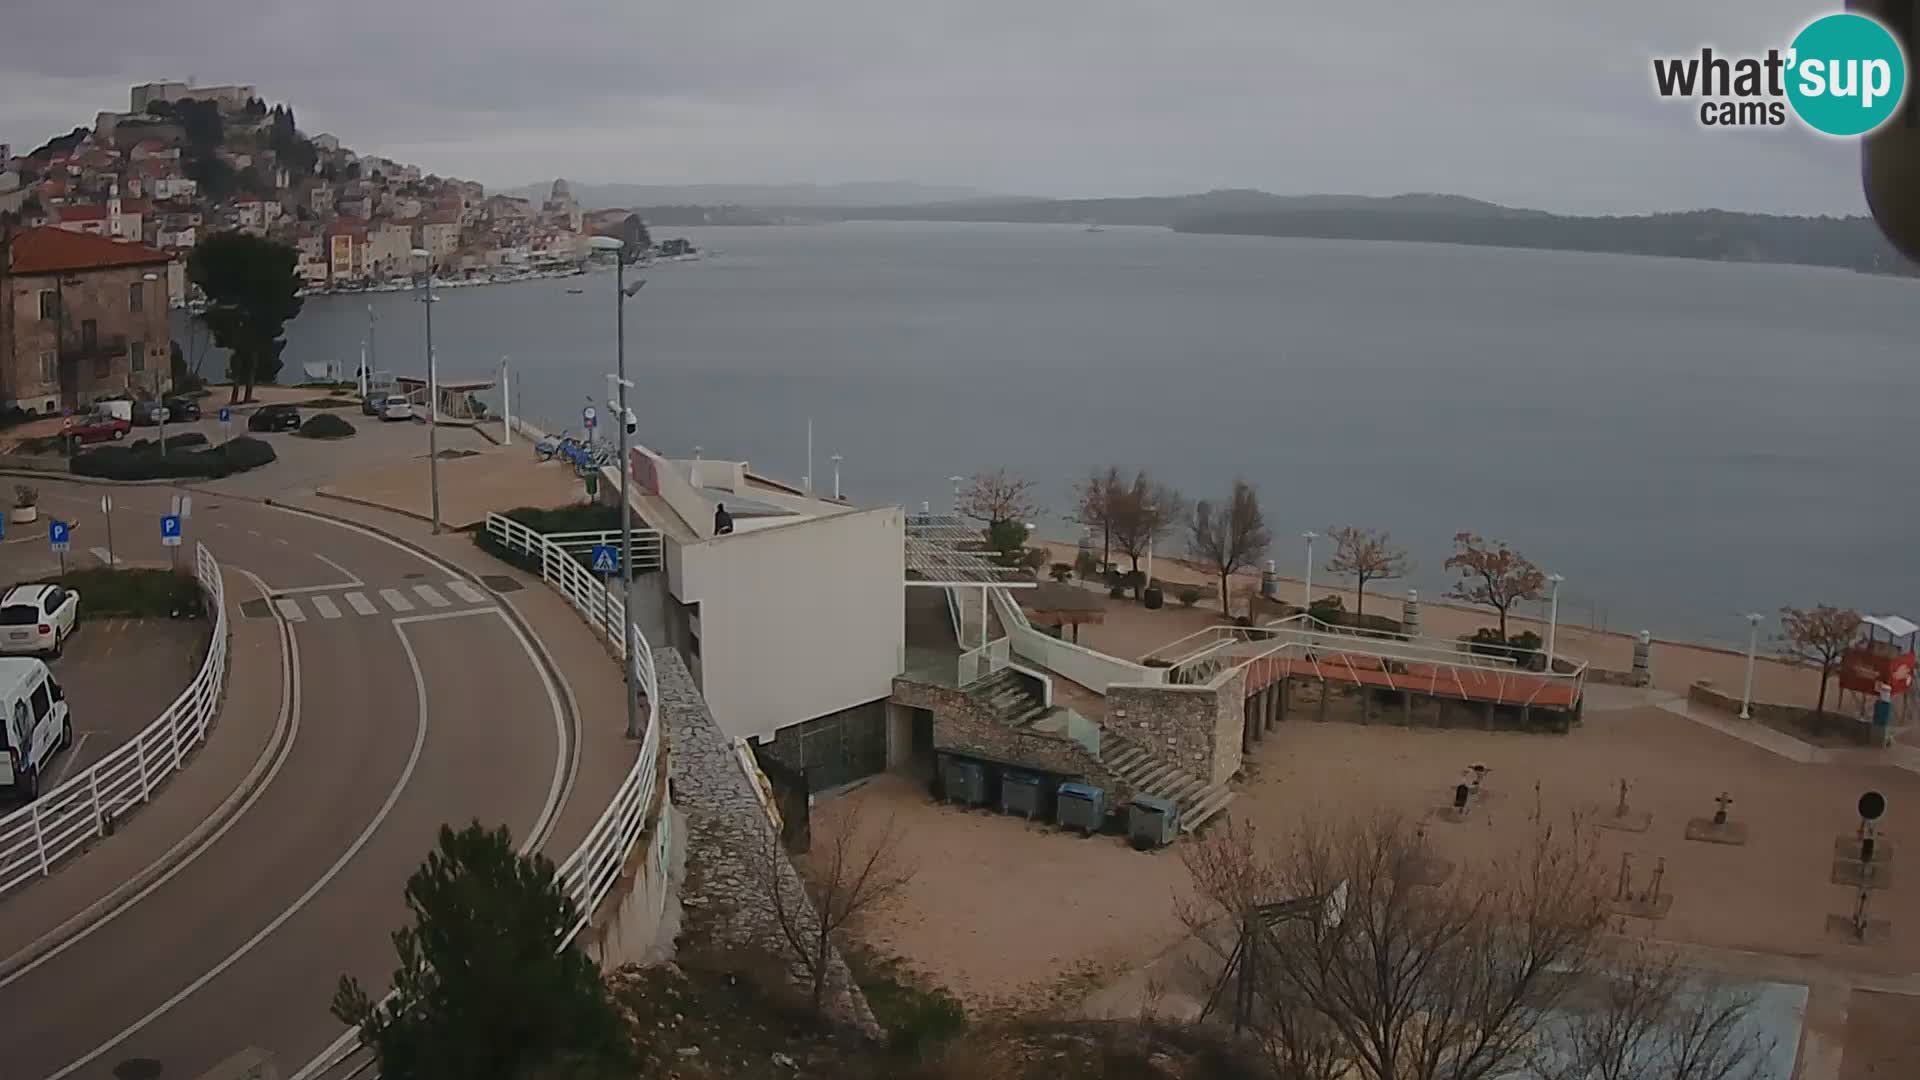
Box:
(0, 1), (1875, 215)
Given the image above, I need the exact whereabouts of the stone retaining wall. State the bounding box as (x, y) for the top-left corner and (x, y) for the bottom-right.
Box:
(659, 652), (878, 1035)
(1687, 680), (1809, 726)
(1107, 666), (1246, 786)
(893, 676), (1125, 794)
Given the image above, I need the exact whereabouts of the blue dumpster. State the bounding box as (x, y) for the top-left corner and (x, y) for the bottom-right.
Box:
(1057, 781), (1106, 836)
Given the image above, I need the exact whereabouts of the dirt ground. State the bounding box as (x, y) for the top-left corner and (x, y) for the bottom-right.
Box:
(1841, 990), (1920, 1079)
(820, 704), (1920, 1037)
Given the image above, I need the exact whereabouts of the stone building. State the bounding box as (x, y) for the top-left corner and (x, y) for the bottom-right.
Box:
(0, 226), (174, 412)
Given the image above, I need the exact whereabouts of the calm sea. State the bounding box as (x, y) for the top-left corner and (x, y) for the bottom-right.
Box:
(226, 222), (1920, 647)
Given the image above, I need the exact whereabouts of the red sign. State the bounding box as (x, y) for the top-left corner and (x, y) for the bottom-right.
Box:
(1840, 646), (1916, 695)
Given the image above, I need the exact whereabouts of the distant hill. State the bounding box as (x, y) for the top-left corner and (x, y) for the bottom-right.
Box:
(505, 180), (1002, 210)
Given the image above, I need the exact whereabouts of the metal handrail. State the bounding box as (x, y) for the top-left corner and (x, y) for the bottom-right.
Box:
(0, 543), (228, 897)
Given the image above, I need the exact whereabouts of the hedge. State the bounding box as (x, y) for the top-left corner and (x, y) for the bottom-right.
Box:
(72, 436), (277, 481)
(298, 413), (357, 439)
(129, 432), (211, 453)
(45, 567), (203, 620)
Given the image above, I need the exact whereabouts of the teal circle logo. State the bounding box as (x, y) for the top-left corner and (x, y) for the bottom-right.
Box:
(1786, 13), (1907, 137)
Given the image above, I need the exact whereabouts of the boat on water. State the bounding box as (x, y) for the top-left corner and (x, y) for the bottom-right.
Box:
(1084, 223), (1105, 233)
(566, 288), (585, 294)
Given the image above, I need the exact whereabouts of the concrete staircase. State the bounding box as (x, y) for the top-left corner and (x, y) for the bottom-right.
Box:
(972, 669), (1053, 728)
(1098, 733), (1236, 833)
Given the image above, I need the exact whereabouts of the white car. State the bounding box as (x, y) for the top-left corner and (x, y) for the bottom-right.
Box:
(0, 657), (71, 801)
(0, 584), (80, 658)
(381, 398), (416, 421)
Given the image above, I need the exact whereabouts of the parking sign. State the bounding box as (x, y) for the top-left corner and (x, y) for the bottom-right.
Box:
(161, 514), (183, 547)
(49, 519), (70, 553)
(219, 406), (232, 423)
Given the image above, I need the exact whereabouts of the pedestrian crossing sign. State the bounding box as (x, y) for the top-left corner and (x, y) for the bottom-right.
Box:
(590, 544), (618, 575)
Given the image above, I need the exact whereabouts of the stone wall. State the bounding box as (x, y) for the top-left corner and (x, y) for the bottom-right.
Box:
(1686, 679), (1811, 726)
(658, 651), (878, 1035)
(892, 676), (1123, 793)
(1107, 666), (1246, 786)
(1587, 667), (1650, 688)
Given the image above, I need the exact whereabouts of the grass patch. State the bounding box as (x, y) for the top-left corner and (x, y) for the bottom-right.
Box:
(46, 568), (203, 620)
(845, 945), (968, 1057)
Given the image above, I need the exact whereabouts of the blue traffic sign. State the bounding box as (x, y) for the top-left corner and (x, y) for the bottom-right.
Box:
(161, 514), (183, 547)
(590, 544), (618, 575)
(218, 406), (232, 423)
(49, 520), (70, 552)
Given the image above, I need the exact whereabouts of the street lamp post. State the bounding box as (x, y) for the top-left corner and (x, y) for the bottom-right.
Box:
(1545, 573), (1565, 671)
(830, 453), (843, 501)
(411, 249), (441, 533)
(588, 232), (647, 739)
(1301, 531), (1318, 609)
(949, 475), (964, 517)
(1740, 613), (1764, 719)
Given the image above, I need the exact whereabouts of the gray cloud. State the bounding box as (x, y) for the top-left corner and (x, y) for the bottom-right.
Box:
(0, 0), (1875, 214)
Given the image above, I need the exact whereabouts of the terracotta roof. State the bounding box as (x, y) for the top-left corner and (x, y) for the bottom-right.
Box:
(6, 226), (173, 274)
(58, 205), (109, 221)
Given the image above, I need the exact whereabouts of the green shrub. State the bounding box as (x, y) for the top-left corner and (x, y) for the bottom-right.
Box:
(298, 412), (356, 438)
(845, 946), (967, 1057)
(1179, 587), (1201, 607)
(47, 568), (203, 620)
(1049, 562), (1074, 583)
(71, 436), (276, 480)
(1307, 595), (1346, 624)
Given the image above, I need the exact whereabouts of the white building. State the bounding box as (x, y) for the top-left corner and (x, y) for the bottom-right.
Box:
(611, 444), (905, 760)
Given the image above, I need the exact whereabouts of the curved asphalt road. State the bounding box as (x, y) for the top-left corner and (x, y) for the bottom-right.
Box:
(0, 482), (575, 1079)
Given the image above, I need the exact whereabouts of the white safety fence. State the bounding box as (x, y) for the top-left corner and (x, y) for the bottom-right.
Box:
(0, 542), (227, 898)
(483, 512), (666, 945)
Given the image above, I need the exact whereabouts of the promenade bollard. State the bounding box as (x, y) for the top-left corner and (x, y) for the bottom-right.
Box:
(1632, 630), (1652, 684)
(1403, 590), (1421, 637)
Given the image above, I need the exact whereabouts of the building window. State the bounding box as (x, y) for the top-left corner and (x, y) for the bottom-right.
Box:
(38, 291), (58, 320)
(94, 354), (110, 380)
(130, 339), (146, 373)
(39, 352), (56, 386)
(81, 319), (97, 350)
(129, 281), (144, 312)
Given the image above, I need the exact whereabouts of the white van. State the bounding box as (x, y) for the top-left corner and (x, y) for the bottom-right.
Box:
(0, 658), (72, 802)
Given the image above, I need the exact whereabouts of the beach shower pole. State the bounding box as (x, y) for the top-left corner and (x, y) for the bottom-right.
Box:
(1302, 531), (1318, 609)
(1546, 573), (1564, 670)
(1740, 613), (1764, 719)
(950, 475), (964, 517)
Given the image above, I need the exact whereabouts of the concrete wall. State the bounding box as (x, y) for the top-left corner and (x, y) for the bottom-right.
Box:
(673, 507), (905, 740)
(893, 676), (1130, 798)
(1106, 665), (1246, 786)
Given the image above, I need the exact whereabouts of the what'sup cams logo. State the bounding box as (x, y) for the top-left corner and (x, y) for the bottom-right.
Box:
(1653, 11), (1909, 136)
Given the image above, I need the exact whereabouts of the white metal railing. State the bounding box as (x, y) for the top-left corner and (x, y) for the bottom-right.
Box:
(0, 542), (228, 898)
(988, 587), (1164, 693)
(483, 512), (666, 945)
(956, 635), (1011, 688)
(484, 514), (664, 574)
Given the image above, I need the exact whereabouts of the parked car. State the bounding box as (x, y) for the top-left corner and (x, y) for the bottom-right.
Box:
(162, 397), (203, 422)
(132, 399), (165, 426)
(0, 657), (72, 802)
(69, 413), (131, 444)
(0, 584), (79, 658)
(380, 397), (415, 421)
(361, 393), (389, 417)
(247, 404), (302, 432)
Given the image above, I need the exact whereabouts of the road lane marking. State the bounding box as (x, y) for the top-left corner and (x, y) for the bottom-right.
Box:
(310, 595), (342, 620)
(412, 584), (450, 608)
(313, 554), (363, 585)
(343, 591), (377, 616)
(273, 598), (306, 622)
(42, 733), (91, 789)
(445, 579), (487, 604)
(88, 547), (123, 567)
(379, 588), (414, 612)
(1, 566), (301, 989)
(47, 608), (427, 1080)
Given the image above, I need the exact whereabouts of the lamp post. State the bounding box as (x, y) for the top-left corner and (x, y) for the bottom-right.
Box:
(411, 249), (441, 533)
(830, 453), (843, 501)
(1545, 573), (1565, 671)
(1301, 531), (1318, 609)
(500, 355), (511, 445)
(1740, 613), (1764, 719)
(141, 272), (168, 452)
(587, 231), (647, 739)
(949, 475), (964, 517)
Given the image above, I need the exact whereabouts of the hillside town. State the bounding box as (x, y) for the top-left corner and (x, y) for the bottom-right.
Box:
(0, 81), (676, 298)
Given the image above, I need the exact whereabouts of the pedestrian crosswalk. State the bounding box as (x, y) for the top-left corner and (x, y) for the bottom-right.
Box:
(268, 580), (492, 623)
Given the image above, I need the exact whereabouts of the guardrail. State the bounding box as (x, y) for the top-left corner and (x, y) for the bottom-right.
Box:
(0, 542), (227, 898)
(483, 511), (665, 944)
(541, 528), (664, 573)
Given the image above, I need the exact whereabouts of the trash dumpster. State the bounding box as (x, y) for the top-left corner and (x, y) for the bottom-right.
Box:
(1057, 781), (1106, 836)
(1001, 770), (1045, 819)
(1128, 794), (1181, 850)
(942, 756), (987, 808)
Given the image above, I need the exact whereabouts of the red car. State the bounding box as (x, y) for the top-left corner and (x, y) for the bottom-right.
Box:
(68, 414), (130, 445)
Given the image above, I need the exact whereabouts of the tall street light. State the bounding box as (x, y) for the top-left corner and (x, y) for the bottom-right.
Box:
(1301, 531), (1318, 610)
(1544, 573), (1565, 671)
(411, 249), (441, 533)
(588, 227), (648, 739)
(1740, 613), (1765, 719)
(949, 475), (964, 516)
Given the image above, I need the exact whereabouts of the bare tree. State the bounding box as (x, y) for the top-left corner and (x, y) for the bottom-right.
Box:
(1445, 532), (1547, 640)
(761, 799), (916, 1014)
(1323, 526), (1410, 620)
(1777, 604), (1861, 719)
(957, 468), (1039, 527)
(1109, 471), (1185, 593)
(1178, 812), (1614, 1080)
(1189, 480), (1272, 618)
(1529, 942), (1774, 1080)
(1074, 465), (1125, 573)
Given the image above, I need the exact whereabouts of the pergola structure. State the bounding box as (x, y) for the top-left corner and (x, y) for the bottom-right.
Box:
(904, 513), (1034, 660)
(1018, 582), (1105, 644)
